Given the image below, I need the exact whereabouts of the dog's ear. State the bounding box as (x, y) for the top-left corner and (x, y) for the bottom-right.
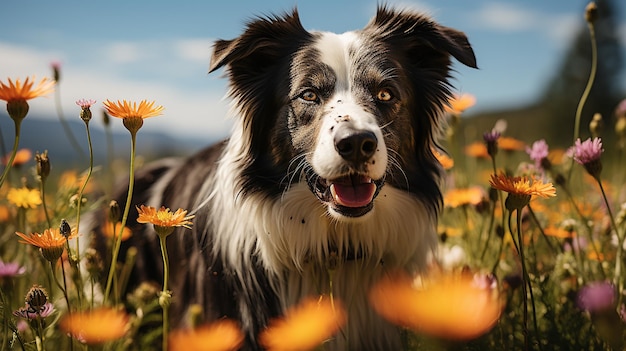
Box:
(366, 6), (477, 69)
(209, 9), (311, 73)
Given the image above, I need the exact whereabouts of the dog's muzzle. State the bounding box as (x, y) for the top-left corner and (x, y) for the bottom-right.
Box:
(306, 129), (385, 217)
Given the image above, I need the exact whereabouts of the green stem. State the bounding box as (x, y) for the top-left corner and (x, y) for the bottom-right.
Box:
(0, 119), (21, 189)
(514, 210), (529, 351)
(40, 179), (52, 228)
(158, 235), (170, 351)
(104, 133), (137, 304)
(75, 120), (94, 259)
(597, 177), (625, 301)
(569, 22), (597, 181)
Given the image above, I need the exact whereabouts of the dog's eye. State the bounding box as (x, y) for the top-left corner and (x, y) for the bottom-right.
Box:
(376, 88), (393, 102)
(299, 90), (319, 102)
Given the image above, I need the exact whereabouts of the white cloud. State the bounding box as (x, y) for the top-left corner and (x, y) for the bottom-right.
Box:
(176, 38), (214, 63)
(474, 2), (538, 32)
(107, 41), (145, 64)
(471, 2), (581, 46)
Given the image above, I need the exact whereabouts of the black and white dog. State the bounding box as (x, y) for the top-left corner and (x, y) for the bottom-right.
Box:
(102, 5), (476, 350)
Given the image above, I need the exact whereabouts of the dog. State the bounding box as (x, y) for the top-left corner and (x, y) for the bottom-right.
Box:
(98, 5), (476, 350)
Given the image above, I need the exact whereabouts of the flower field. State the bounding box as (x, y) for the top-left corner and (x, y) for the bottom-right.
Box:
(1, 2), (626, 350)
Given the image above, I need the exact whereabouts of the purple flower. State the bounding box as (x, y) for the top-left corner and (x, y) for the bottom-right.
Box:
(526, 139), (549, 169)
(615, 98), (626, 119)
(75, 99), (96, 109)
(0, 260), (26, 278)
(12, 302), (55, 320)
(483, 130), (501, 143)
(568, 137), (603, 165)
(577, 281), (615, 312)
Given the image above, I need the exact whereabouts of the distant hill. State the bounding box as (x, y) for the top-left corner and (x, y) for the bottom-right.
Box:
(1, 115), (213, 169)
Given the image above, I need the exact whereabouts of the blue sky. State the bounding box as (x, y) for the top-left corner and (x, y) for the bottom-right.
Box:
(1, 0), (625, 139)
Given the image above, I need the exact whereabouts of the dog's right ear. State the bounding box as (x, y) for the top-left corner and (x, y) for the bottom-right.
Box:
(209, 10), (311, 73)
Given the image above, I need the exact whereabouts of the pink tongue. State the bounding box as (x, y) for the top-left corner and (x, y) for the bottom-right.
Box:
(330, 180), (376, 208)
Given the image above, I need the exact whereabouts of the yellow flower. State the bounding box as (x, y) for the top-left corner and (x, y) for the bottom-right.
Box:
(103, 99), (164, 134)
(170, 320), (244, 351)
(7, 187), (42, 209)
(137, 205), (194, 229)
(369, 272), (503, 341)
(259, 296), (347, 351)
(444, 186), (485, 208)
(60, 308), (130, 345)
(445, 93), (476, 114)
(489, 173), (556, 199)
(0, 77), (55, 121)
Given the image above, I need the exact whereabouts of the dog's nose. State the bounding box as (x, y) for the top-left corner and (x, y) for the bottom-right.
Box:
(334, 129), (378, 163)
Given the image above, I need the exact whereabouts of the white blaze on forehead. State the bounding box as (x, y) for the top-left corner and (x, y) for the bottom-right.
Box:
(315, 31), (359, 92)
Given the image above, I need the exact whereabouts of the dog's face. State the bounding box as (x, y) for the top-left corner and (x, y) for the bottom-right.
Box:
(210, 6), (476, 220)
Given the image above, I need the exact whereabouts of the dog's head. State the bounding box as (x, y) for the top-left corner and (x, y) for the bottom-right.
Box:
(210, 6), (476, 220)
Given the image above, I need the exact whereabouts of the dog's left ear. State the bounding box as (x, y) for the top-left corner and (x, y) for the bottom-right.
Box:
(366, 6), (477, 69)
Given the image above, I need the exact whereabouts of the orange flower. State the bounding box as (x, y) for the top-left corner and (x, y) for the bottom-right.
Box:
(103, 221), (133, 241)
(498, 136), (526, 152)
(16, 228), (76, 262)
(369, 272), (503, 341)
(543, 226), (575, 239)
(136, 205), (194, 229)
(0, 77), (54, 102)
(259, 296), (347, 351)
(103, 99), (163, 134)
(7, 187), (42, 209)
(489, 173), (556, 199)
(170, 319), (244, 351)
(103, 99), (164, 119)
(464, 142), (489, 158)
(0, 77), (55, 121)
(2, 148), (32, 166)
(445, 93), (476, 114)
(444, 186), (485, 208)
(16, 228), (76, 247)
(433, 149), (454, 170)
(60, 308), (130, 345)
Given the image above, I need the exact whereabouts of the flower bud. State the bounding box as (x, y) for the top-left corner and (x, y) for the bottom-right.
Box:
(59, 219), (72, 238)
(109, 200), (121, 223)
(7, 100), (30, 122)
(25, 285), (48, 311)
(589, 113), (603, 138)
(585, 2), (598, 24)
(35, 150), (50, 180)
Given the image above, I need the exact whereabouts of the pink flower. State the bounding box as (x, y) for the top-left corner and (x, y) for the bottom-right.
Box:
(577, 281), (615, 312)
(0, 260), (26, 278)
(526, 139), (549, 169)
(568, 137), (603, 165)
(13, 302), (55, 320)
(76, 99), (97, 109)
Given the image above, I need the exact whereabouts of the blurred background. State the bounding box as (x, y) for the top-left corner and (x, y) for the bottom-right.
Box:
(0, 0), (624, 165)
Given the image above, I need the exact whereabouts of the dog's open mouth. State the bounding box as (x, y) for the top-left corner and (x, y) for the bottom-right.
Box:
(306, 171), (384, 217)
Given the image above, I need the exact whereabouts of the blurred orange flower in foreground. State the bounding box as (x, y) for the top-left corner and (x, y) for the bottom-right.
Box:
(169, 319), (244, 351)
(259, 295), (347, 351)
(369, 272), (503, 341)
(60, 308), (130, 344)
